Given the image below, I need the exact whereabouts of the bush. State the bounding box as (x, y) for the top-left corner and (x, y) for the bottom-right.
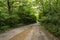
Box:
(0, 26), (10, 31)
(5, 14), (20, 27)
(39, 0), (60, 36)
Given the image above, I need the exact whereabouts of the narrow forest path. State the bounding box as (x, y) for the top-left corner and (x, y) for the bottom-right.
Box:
(0, 23), (58, 40)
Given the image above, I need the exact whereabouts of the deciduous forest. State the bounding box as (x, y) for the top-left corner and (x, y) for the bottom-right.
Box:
(0, 0), (60, 37)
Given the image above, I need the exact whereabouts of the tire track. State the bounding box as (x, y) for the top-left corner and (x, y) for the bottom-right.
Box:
(10, 27), (32, 40)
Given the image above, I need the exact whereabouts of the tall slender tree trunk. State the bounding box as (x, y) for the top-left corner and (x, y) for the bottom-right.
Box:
(7, 0), (11, 14)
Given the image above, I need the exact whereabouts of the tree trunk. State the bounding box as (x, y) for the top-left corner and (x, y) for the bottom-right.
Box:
(7, 0), (11, 14)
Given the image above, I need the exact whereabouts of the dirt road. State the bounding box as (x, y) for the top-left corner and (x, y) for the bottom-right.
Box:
(0, 23), (58, 40)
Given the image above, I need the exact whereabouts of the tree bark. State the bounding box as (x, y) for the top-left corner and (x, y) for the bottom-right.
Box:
(7, 0), (11, 14)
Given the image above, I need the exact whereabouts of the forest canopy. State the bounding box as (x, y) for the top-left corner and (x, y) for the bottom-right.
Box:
(0, 0), (60, 37)
(0, 0), (37, 31)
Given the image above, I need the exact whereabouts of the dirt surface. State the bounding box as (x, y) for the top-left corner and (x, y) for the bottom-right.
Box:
(10, 27), (32, 40)
(0, 23), (59, 40)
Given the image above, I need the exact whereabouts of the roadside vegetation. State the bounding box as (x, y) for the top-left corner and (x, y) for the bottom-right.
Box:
(0, 0), (60, 37)
(0, 0), (36, 31)
(37, 0), (60, 37)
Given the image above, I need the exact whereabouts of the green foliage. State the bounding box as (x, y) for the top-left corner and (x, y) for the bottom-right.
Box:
(0, 0), (36, 31)
(5, 14), (20, 27)
(38, 0), (60, 36)
(0, 0), (60, 37)
(0, 26), (10, 31)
